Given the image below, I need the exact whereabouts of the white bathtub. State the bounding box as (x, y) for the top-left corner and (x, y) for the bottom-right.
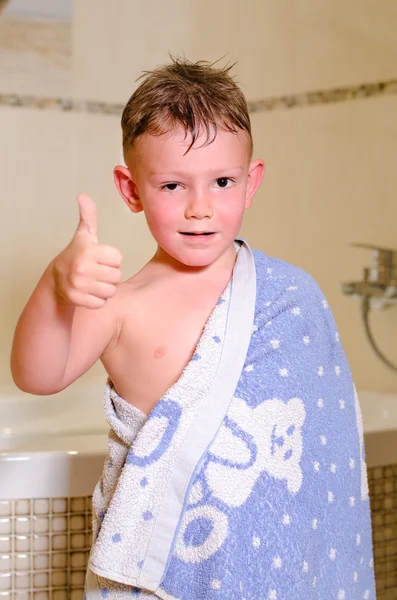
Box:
(0, 382), (396, 499)
(0, 379), (108, 500)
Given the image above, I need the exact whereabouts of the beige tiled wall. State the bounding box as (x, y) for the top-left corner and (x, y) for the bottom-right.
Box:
(1, 0), (396, 394)
(72, 0), (194, 103)
(73, 0), (397, 102)
(0, 14), (71, 97)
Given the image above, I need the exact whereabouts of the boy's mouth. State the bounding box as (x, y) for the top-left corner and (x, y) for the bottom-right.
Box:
(180, 231), (215, 236)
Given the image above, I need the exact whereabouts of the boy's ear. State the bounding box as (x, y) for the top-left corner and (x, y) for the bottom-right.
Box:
(113, 165), (143, 213)
(245, 159), (265, 209)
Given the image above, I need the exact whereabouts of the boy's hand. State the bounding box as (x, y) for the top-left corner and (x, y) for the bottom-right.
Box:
(52, 194), (123, 309)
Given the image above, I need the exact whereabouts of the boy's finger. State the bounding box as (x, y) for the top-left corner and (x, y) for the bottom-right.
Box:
(76, 193), (98, 242)
(94, 264), (122, 285)
(96, 244), (123, 268)
(87, 281), (118, 300)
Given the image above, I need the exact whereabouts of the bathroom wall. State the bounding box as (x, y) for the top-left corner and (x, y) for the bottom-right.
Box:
(1, 0), (397, 394)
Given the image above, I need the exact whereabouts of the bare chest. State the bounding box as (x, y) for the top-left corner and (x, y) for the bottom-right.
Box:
(102, 294), (220, 415)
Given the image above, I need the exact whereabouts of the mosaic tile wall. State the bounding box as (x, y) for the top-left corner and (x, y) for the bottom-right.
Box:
(0, 497), (92, 599)
(368, 463), (397, 600)
(0, 463), (395, 599)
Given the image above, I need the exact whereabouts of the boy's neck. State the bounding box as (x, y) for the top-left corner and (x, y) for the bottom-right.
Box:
(150, 242), (238, 278)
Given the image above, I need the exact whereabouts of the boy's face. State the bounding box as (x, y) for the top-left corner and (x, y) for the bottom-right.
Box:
(115, 126), (264, 269)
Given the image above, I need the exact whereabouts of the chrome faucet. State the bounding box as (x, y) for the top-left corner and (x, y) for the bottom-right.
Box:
(340, 243), (397, 310)
(340, 244), (397, 373)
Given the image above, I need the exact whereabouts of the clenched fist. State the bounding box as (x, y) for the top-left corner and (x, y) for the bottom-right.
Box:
(52, 193), (122, 309)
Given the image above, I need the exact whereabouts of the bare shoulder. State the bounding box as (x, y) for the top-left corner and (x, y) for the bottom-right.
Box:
(67, 271), (146, 349)
(97, 265), (155, 352)
(112, 260), (169, 302)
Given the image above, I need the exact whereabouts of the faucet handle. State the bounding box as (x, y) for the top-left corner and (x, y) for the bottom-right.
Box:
(349, 243), (397, 285)
(350, 243), (397, 253)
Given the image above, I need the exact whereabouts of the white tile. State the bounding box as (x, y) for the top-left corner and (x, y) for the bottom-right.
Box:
(53, 591), (68, 600)
(52, 535), (67, 551)
(33, 554), (49, 570)
(15, 501), (30, 516)
(52, 499), (67, 514)
(0, 555), (11, 572)
(0, 538), (11, 553)
(15, 572), (30, 589)
(0, 502), (11, 517)
(34, 572), (49, 589)
(52, 553), (67, 569)
(0, 520), (11, 536)
(15, 554), (29, 571)
(0, 572), (12, 590)
(71, 570), (85, 586)
(34, 500), (49, 515)
(15, 518), (30, 535)
(70, 516), (85, 531)
(70, 552), (86, 569)
(52, 570), (67, 587)
(70, 498), (85, 513)
(15, 537), (29, 552)
(34, 517), (49, 534)
(53, 517), (67, 532)
(33, 592), (49, 600)
(33, 535), (49, 552)
(70, 533), (85, 549)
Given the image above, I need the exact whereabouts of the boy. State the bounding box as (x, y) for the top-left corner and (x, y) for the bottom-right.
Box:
(12, 59), (375, 599)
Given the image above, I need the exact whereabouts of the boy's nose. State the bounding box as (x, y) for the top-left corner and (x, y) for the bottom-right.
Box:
(184, 194), (213, 220)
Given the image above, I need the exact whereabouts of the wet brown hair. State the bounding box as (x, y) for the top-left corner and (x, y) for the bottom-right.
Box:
(121, 57), (252, 160)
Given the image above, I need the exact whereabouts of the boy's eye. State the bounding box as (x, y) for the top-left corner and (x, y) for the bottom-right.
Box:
(162, 183), (180, 191)
(215, 177), (233, 188)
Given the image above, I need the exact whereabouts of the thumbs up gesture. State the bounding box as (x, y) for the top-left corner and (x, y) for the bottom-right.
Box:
(52, 194), (123, 309)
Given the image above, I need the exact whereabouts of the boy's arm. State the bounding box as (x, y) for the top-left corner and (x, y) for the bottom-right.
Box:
(11, 194), (122, 395)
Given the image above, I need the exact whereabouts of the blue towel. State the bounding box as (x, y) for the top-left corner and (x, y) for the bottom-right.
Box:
(86, 240), (376, 600)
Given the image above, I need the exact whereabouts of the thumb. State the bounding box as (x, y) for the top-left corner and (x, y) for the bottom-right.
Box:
(76, 193), (98, 243)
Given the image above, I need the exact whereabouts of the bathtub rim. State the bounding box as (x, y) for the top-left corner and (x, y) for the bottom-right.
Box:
(0, 450), (106, 499)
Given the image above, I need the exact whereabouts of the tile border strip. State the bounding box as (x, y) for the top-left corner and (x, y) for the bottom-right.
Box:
(0, 78), (396, 116)
(247, 78), (397, 113)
